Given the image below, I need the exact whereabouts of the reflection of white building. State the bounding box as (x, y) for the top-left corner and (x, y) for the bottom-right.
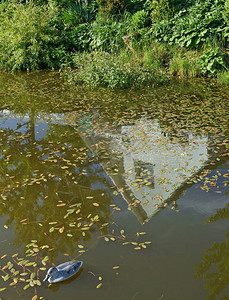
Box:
(117, 120), (208, 219)
(77, 114), (211, 223)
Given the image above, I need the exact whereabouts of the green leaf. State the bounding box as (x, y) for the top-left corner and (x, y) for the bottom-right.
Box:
(3, 274), (10, 281)
(23, 284), (30, 290)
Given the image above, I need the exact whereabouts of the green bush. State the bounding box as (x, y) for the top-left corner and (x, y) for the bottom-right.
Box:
(198, 49), (227, 77)
(60, 0), (98, 26)
(149, 0), (172, 23)
(223, 0), (229, 23)
(89, 15), (128, 51)
(63, 51), (168, 88)
(96, 0), (128, 16)
(69, 23), (92, 52)
(152, 0), (227, 49)
(131, 9), (150, 31)
(0, 1), (72, 71)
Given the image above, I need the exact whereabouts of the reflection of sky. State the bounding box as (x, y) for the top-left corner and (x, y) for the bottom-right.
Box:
(0, 118), (49, 140)
(179, 165), (229, 215)
(0, 110), (68, 141)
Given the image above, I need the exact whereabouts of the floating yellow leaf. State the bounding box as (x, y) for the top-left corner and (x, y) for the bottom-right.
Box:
(112, 266), (119, 269)
(59, 226), (64, 233)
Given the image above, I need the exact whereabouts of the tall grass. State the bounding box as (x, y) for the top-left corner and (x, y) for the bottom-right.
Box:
(217, 70), (229, 84)
(169, 50), (201, 77)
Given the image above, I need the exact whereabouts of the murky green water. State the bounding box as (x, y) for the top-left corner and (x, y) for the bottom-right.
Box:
(0, 71), (228, 300)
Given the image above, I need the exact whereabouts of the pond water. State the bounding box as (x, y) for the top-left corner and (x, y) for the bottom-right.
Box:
(0, 71), (228, 300)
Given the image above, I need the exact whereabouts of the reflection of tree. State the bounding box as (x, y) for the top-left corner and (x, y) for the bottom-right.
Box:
(0, 117), (113, 259)
(195, 204), (229, 300)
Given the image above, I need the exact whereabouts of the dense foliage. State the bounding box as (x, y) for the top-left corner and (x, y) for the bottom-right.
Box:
(63, 51), (168, 88)
(0, 0), (229, 85)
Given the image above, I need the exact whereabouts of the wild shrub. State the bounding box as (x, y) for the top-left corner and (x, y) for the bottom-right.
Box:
(0, 1), (71, 71)
(95, 0), (128, 16)
(131, 9), (150, 32)
(198, 49), (227, 77)
(63, 51), (168, 88)
(149, 0), (172, 23)
(89, 15), (128, 51)
(223, 0), (229, 23)
(143, 42), (168, 70)
(152, 0), (227, 49)
(60, 0), (98, 26)
(69, 23), (92, 52)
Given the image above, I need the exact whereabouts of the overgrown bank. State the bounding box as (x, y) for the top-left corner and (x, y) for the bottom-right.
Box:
(0, 0), (229, 88)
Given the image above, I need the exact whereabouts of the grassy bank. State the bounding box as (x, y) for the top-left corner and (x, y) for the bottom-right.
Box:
(0, 0), (229, 87)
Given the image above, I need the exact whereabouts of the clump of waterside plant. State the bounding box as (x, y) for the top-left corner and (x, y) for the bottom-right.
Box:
(169, 49), (201, 77)
(217, 69), (229, 84)
(62, 51), (168, 89)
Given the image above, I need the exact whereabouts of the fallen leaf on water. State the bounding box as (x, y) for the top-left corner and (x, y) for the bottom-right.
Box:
(59, 227), (64, 233)
(9, 282), (17, 286)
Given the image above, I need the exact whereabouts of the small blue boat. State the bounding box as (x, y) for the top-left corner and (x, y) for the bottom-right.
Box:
(43, 260), (83, 283)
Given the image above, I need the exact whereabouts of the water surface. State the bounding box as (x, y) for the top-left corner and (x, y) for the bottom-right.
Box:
(0, 71), (228, 300)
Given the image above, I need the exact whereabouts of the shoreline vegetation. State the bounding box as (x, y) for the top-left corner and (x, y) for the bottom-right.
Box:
(0, 0), (229, 88)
